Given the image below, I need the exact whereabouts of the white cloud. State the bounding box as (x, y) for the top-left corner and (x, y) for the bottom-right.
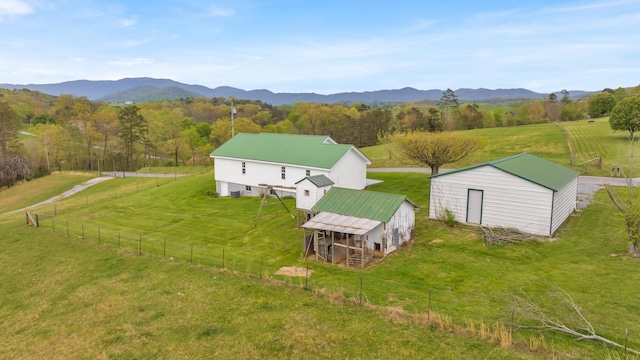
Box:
(208, 4), (234, 17)
(0, 0), (33, 17)
(120, 17), (136, 27)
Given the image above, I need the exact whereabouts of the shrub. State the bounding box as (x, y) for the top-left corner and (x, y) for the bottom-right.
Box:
(439, 208), (456, 227)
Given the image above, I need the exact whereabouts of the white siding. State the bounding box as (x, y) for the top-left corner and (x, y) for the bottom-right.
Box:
(214, 157), (330, 196)
(296, 179), (332, 210)
(382, 201), (416, 253)
(551, 177), (578, 235)
(429, 166), (554, 236)
(329, 150), (368, 190)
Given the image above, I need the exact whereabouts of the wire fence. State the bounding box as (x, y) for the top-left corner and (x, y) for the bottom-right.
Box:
(25, 212), (640, 356)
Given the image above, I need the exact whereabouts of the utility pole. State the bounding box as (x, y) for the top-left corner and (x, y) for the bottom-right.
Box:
(231, 101), (237, 137)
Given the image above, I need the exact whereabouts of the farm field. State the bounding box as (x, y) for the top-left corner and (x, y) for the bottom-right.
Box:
(1, 171), (639, 358)
(363, 117), (632, 176)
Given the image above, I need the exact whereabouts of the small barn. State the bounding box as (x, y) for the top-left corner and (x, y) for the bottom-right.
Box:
(429, 153), (579, 237)
(295, 175), (334, 224)
(302, 187), (419, 268)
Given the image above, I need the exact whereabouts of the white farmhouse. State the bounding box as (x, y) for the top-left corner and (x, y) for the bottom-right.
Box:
(429, 153), (579, 237)
(210, 133), (370, 197)
(302, 187), (419, 268)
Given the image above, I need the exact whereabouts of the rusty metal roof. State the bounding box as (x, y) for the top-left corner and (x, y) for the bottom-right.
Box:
(301, 212), (381, 235)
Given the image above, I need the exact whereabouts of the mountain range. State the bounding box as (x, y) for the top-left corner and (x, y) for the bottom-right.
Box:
(0, 77), (594, 105)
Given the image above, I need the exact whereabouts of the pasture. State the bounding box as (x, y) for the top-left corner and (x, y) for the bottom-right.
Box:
(1, 170), (639, 359)
(364, 117), (634, 176)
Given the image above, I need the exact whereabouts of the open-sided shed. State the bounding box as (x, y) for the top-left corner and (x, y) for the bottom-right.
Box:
(302, 187), (418, 267)
(429, 153), (579, 236)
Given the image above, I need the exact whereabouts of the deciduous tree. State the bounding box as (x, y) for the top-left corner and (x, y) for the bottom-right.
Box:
(0, 101), (21, 164)
(609, 96), (640, 137)
(588, 92), (616, 117)
(392, 131), (483, 174)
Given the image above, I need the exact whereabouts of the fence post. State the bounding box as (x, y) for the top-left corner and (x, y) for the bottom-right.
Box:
(625, 328), (628, 360)
(66, 220), (69, 236)
(305, 260), (309, 289)
(25, 212), (28, 225)
(35, 214), (39, 228)
(427, 289), (432, 323)
(359, 275), (363, 306)
(55, 204), (57, 216)
(118, 231), (121, 249)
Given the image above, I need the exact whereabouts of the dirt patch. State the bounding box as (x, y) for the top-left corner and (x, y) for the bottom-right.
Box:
(274, 266), (313, 277)
(430, 239), (443, 244)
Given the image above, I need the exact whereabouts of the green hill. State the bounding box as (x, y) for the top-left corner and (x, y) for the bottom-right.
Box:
(97, 85), (203, 103)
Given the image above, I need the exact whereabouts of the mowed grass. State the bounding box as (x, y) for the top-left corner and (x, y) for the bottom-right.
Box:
(0, 172), (95, 214)
(1, 221), (538, 359)
(1, 174), (544, 360)
(364, 119), (639, 176)
(2, 172), (640, 358)
(363, 123), (571, 169)
(563, 117), (633, 176)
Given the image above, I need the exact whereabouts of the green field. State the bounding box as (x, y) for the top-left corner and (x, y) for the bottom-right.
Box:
(2, 170), (639, 359)
(363, 118), (636, 176)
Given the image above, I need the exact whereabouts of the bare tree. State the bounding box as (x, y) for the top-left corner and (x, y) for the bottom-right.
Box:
(513, 284), (640, 355)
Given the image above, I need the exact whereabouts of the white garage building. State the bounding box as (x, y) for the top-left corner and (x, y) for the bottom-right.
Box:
(429, 153), (579, 236)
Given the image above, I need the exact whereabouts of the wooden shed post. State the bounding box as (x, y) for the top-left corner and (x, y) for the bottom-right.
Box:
(361, 237), (365, 269)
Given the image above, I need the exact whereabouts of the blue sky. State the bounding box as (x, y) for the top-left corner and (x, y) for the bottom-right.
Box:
(0, 0), (639, 94)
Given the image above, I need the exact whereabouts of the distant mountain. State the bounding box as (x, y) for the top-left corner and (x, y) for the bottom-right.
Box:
(0, 77), (595, 105)
(97, 85), (202, 103)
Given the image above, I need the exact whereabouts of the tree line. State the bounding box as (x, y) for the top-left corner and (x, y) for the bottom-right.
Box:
(1, 85), (639, 188)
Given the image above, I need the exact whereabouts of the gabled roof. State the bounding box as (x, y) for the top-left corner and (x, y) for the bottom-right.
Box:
(430, 153), (579, 191)
(210, 133), (371, 169)
(312, 187), (419, 222)
(295, 174), (334, 187)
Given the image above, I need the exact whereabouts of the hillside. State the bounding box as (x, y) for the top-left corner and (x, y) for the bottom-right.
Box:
(97, 85), (202, 103)
(0, 77), (595, 105)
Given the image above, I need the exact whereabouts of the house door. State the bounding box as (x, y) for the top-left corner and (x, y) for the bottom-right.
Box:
(220, 182), (229, 196)
(466, 189), (483, 224)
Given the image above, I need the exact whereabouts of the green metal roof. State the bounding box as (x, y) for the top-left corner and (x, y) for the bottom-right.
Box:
(430, 153), (579, 191)
(210, 133), (370, 169)
(312, 187), (419, 222)
(295, 174), (334, 187)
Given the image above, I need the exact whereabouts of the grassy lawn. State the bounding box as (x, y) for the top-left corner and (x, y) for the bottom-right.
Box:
(363, 123), (571, 170)
(363, 119), (640, 176)
(562, 117), (633, 176)
(2, 171), (640, 358)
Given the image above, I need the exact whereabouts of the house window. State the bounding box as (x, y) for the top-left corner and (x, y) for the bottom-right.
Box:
(242, 162), (246, 174)
(245, 186), (252, 191)
(281, 166), (286, 180)
(304, 189), (310, 197)
(306, 169), (310, 176)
